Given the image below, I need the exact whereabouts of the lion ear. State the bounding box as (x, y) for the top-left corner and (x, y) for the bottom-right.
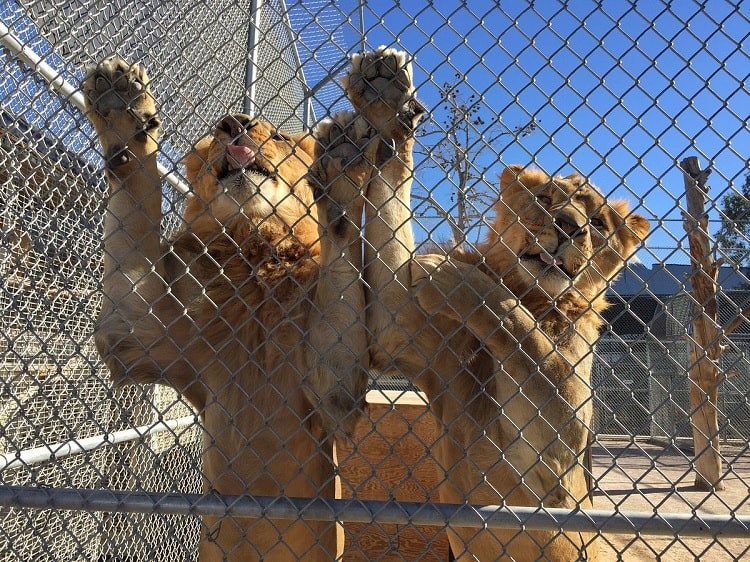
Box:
(184, 135), (214, 184)
(291, 131), (317, 160)
(500, 164), (525, 191)
(611, 200), (651, 255)
(626, 213), (651, 242)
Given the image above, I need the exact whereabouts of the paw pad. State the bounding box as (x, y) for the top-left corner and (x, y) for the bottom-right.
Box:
(346, 47), (414, 111)
(83, 56), (154, 120)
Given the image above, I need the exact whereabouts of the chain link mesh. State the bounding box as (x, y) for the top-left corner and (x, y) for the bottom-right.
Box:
(1, 0), (749, 560)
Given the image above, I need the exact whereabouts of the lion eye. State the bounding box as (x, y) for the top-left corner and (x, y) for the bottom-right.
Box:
(536, 195), (552, 207)
(590, 217), (606, 231)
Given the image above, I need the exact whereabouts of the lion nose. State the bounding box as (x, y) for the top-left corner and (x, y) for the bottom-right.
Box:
(554, 211), (587, 241)
(226, 144), (256, 170)
(216, 113), (257, 139)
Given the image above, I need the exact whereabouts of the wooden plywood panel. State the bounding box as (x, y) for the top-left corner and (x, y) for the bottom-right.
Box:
(338, 391), (450, 561)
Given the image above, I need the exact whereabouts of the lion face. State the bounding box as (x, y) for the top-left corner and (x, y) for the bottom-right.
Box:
(183, 114), (319, 239)
(485, 165), (650, 303)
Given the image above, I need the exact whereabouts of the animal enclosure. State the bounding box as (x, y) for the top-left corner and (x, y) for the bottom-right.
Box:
(1, 1), (749, 560)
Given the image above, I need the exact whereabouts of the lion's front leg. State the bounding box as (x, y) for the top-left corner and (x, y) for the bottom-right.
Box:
(411, 255), (595, 512)
(345, 48), (426, 365)
(306, 112), (379, 435)
(409, 254), (557, 366)
(84, 58), (187, 388)
(306, 48), (424, 434)
(84, 57), (163, 271)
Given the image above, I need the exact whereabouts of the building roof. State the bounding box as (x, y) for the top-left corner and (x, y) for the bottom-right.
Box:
(611, 263), (750, 297)
(607, 263), (750, 338)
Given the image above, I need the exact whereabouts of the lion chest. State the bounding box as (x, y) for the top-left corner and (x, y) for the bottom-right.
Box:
(174, 220), (319, 352)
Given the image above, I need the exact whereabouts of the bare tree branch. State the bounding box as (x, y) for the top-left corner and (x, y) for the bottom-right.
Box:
(414, 80), (537, 245)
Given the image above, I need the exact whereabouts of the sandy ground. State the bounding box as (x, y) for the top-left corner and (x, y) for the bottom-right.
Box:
(592, 439), (750, 561)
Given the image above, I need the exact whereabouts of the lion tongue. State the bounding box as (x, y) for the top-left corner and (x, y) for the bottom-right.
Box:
(539, 251), (563, 266)
(226, 144), (256, 170)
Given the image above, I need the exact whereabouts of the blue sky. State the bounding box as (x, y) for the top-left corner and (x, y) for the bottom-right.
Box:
(303, 0), (749, 266)
(3, 0), (748, 268)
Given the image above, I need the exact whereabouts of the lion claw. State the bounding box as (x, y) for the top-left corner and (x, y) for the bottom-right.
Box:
(313, 111), (378, 204)
(83, 56), (157, 128)
(344, 46), (424, 133)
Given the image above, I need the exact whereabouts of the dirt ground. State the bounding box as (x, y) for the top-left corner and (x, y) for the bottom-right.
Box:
(592, 439), (750, 561)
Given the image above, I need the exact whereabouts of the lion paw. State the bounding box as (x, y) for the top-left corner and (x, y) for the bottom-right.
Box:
(410, 254), (455, 315)
(313, 111), (377, 203)
(315, 112), (375, 170)
(83, 56), (160, 139)
(344, 47), (424, 135)
(411, 255), (511, 319)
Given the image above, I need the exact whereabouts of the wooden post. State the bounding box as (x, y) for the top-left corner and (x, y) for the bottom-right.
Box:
(680, 156), (725, 491)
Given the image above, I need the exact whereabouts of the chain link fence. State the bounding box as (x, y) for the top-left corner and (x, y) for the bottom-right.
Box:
(1, 0), (749, 560)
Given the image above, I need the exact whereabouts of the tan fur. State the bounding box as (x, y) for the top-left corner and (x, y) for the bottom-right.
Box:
(358, 56), (650, 559)
(81, 53), (411, 561)
(410, 168), (649, 560)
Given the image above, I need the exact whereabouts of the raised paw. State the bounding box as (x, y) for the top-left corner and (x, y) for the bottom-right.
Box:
(411, 254), (454, 310)
(344, 47), (425, 136)
(409, 254), (457, 317)
(83, 56), (160, 141)
(313, 111), (377, 206)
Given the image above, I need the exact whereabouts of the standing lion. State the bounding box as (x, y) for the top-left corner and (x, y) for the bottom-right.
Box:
(82, 48), (420, 561)
(347, 51), (650, 560)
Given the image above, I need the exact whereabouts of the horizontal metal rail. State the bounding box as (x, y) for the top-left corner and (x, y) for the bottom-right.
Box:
(0, 416), (197, 471)
(0, 485), (748, 538)
(0, 20), (191, 195)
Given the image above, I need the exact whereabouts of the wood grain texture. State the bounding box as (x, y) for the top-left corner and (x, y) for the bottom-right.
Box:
(338, 391), (450, 561)
(680, 156), (725, 491)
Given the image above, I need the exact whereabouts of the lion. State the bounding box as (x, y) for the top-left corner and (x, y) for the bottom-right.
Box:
(350, 52), (650, 560)
(82, 49), (421, 561)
